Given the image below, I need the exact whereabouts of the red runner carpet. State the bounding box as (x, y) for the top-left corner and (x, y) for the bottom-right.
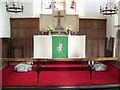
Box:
(1, 63), (120, 87)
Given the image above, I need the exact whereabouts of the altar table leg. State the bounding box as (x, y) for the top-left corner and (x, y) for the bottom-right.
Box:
(89, 61), (93, 82)
(34, 61), (48, 83)
(33, 62), (42, 83)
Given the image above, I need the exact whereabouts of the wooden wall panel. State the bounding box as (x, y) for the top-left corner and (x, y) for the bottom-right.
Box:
(0, 39), (2, 58)
(11, 18), (40, 39)
(98, 39), (105, 56)
(10, 18), (106, 58)
(79, 19), (106, 57)
(23, 38), (33, 58)
(105, 37), (114, 57)
(0, 38), (10, 67)
(0, 38), (10, 58)
(10, 18), (40, 58)
(86, 39), (92, 57)
(92, 39), (99, 57)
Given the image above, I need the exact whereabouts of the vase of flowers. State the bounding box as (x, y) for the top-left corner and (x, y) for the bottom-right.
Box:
(64, 26), (74, 35)
(45, 25), (55, 35)
(68, 31), (71, 35)
(48, 31), (51, 35)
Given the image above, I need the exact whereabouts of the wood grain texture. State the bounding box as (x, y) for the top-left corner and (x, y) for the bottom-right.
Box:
(115, 30), (120, 57)
(0, 57), (119, 62)
(10, 18), (40, 58)
(0, 38), (10, 58)
(10, 18), (106, 58)
(105, 37), (115, 57)
(79, 19), (106, 57)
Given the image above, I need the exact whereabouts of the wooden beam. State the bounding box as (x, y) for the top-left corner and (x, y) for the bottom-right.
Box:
(0, 57), (119, 62)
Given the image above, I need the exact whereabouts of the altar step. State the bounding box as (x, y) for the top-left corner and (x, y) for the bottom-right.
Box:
(2, 84), (120, 90)
(32, 64), (90, 71)
(2, 64), (120, 88)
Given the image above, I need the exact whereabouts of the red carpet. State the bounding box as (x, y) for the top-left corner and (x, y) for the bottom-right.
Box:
(1, 63), (120, 87)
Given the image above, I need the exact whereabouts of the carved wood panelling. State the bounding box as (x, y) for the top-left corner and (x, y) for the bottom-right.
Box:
(10, 18), (40, 58)
(10, 18), (106, 58)
(79, 19), (106, 57)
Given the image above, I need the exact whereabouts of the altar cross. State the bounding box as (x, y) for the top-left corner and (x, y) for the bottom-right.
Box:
(54, 11), (64, 30)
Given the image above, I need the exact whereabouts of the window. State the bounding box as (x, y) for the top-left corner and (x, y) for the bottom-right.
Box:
(41, 0), (76, 14)
(42, 0), (52, 14)
(66, 0), (76, 14)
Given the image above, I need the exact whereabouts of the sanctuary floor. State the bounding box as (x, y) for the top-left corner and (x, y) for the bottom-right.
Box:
(1, 62), (120, 90)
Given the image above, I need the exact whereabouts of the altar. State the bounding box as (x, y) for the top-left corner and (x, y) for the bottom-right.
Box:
(34, 35), (86, 59)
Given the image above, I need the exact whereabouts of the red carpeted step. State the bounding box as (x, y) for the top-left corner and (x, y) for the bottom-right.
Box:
(1, 65), (37, 87)
(1, 63), (120, 87)
(39, 71), (91, 86)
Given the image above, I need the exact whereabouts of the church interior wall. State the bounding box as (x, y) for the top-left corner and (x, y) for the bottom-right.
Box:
(0, 1), (10, 38)
(105, 1), (120, 67)
(83, 0), (106, 19)
(7, 0), (106, 19)
(10, 18), (40, 58)
(0, 39), (10, 69)
(0, 1), (10, 68)
(8, 18), (106, 58)
(0, 0), (119, 67)
(118, 1), (120, 25)
(106, 1), (119, 54)
(10, 1), (34, 18)
(0, 39), (2, 69)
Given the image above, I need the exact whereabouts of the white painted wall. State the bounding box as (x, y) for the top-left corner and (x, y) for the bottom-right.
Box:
(0, 1), (10, 38)
(83, 0), (106, 19)
(33, 0), (41, 17)
(106, 15), (118, 37)
(106, 0), (120, 57)
(119, 1), (120, 25)
(8, 0), (106, 19)
(10, 0), (33, 18)
(0, 0), (33, 18)
(106, 0), (120, 37)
